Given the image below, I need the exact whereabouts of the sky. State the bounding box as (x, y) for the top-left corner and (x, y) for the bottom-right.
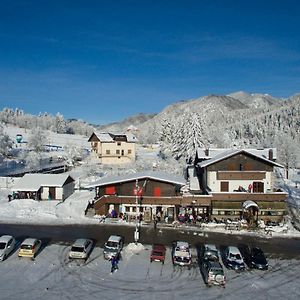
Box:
(0, 0), (300, 124)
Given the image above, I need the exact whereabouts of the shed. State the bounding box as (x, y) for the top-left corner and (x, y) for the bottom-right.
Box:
(12, 173), (75, 201)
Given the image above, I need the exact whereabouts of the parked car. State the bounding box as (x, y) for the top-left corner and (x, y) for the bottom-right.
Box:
(201, 260), (226, 287)
(172, 241), (192, 267)
(200, 244), (219, 262)
(18, 238), (42, 259)
(0, 235), (16, 261)
(69, 239), (93, 260)
(103, 235), (124, 260)
(224, 246), (245, 271)
(150, 244), (166, 264)
(249, 247), (268, 270)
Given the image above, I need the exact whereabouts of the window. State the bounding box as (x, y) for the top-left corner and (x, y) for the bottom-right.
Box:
(105, 186), (116, 195)
(128, 149), (132, 154)
(121, 150), (124, 156)
(253, 182), (264, 193)
(116, 150), (120, 155)
(154, 187), (161, 197)
(220, 181), (229, 192)
(106, 150), (110, 155)
(117, 142), (121, 146)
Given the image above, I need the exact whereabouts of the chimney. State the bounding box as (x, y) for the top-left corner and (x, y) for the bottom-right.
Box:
(268, 149), (273, 161)
(205, 148), (209, 157)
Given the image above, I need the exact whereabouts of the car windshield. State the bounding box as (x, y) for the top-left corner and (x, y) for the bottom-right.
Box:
(21, 244), (33, 250)
(106, 241), (118, 248)
(230, 253), (241, 260)
(0, 242), (6, 249)
(175, 256), (190, 263)
(205, 250), (219, 258)
(71, 246), (84, 252)
(210, 267), (224, 275)
(176, 246), (188, 252)
(152, 251), (163, 256)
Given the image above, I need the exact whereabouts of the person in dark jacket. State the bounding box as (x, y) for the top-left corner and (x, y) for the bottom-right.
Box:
(110, 255), (119, 273)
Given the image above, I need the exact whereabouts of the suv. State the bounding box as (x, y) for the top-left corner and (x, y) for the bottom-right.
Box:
(69, 239), (93, 260)
(18, 238), (42, 259)
(202, 260), (226, 287)
(172, 241), (192, 267)
(200, 244), (219, 262)
(0, 235), (16, 261)
(224, 246), (245, 271)
(150, 244), (166, 264)
(103, 235), (123, 260)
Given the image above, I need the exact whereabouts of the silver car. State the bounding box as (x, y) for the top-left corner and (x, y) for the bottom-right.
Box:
(0, 235), (16, 261)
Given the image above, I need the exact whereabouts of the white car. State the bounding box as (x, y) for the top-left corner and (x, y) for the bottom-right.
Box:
(0, 235), (16, 261)
(172, 241), (192, 267)
(224, 246), (246, 271)
(103, 235), (124, 260)
(69, 239), (93, 260)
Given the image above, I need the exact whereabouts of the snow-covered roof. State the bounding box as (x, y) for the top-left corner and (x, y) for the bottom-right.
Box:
(197, 149), (283, 168)
(196, 147), (277, 161)
(86, 171), (186, 188)
(89, 131), (137, 143)
(12, 173), (74, 191)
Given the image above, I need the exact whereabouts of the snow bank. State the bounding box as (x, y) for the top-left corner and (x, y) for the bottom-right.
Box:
(124, 242), (145, 254)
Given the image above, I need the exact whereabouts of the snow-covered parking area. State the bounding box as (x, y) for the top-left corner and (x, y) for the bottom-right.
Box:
(0, 243), (299, 300)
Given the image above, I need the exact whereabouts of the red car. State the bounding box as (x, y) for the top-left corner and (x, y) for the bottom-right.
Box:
(150, 244), (166, 264)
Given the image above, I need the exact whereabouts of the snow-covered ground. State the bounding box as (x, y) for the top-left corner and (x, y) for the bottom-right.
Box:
(0, 242), (299, 300)
(0, 189), (97, 225)
(4, 125), (90, 149)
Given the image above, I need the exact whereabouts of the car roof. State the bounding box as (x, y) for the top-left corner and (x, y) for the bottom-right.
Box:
(176, 241), (189, 248)
(208, 261), (223, 268)
(227, 246), (241, 254)
(204, 244), (218, 251)
(0, 235), (13, 243)
(73, 238), (92, 247)
(108, 235), (122, 243)
(21, 238), (39, 245)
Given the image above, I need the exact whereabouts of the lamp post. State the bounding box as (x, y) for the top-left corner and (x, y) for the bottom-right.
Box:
(134, 179), (140, 244)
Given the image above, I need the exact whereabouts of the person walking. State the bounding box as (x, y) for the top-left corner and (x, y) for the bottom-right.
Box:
(110, 255), (119, 273)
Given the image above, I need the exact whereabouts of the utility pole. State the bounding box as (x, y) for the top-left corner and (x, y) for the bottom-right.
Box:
(134, 179), (140, 244)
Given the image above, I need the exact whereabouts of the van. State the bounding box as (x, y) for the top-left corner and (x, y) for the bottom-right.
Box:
(18, 238), (42, 259)
(103, 235), (123, 260)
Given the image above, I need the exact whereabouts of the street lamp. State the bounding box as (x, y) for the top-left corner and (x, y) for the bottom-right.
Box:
(134, 179), (140, 244)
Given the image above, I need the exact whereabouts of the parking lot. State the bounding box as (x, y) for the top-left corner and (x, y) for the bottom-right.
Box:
(0, 242), (299, 300)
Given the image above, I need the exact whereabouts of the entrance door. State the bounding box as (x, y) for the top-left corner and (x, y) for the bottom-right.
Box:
(48, 187), (56, 200)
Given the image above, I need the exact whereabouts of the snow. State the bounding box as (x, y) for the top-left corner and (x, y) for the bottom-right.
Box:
(0, 242), (299, 300)
(0, 189), (97, 225)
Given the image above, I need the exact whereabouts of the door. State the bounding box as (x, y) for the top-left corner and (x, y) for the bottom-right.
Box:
(48, 187), (56, 200)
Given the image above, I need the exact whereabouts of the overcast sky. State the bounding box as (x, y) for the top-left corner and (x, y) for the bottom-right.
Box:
(0, 0), (300, 124)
